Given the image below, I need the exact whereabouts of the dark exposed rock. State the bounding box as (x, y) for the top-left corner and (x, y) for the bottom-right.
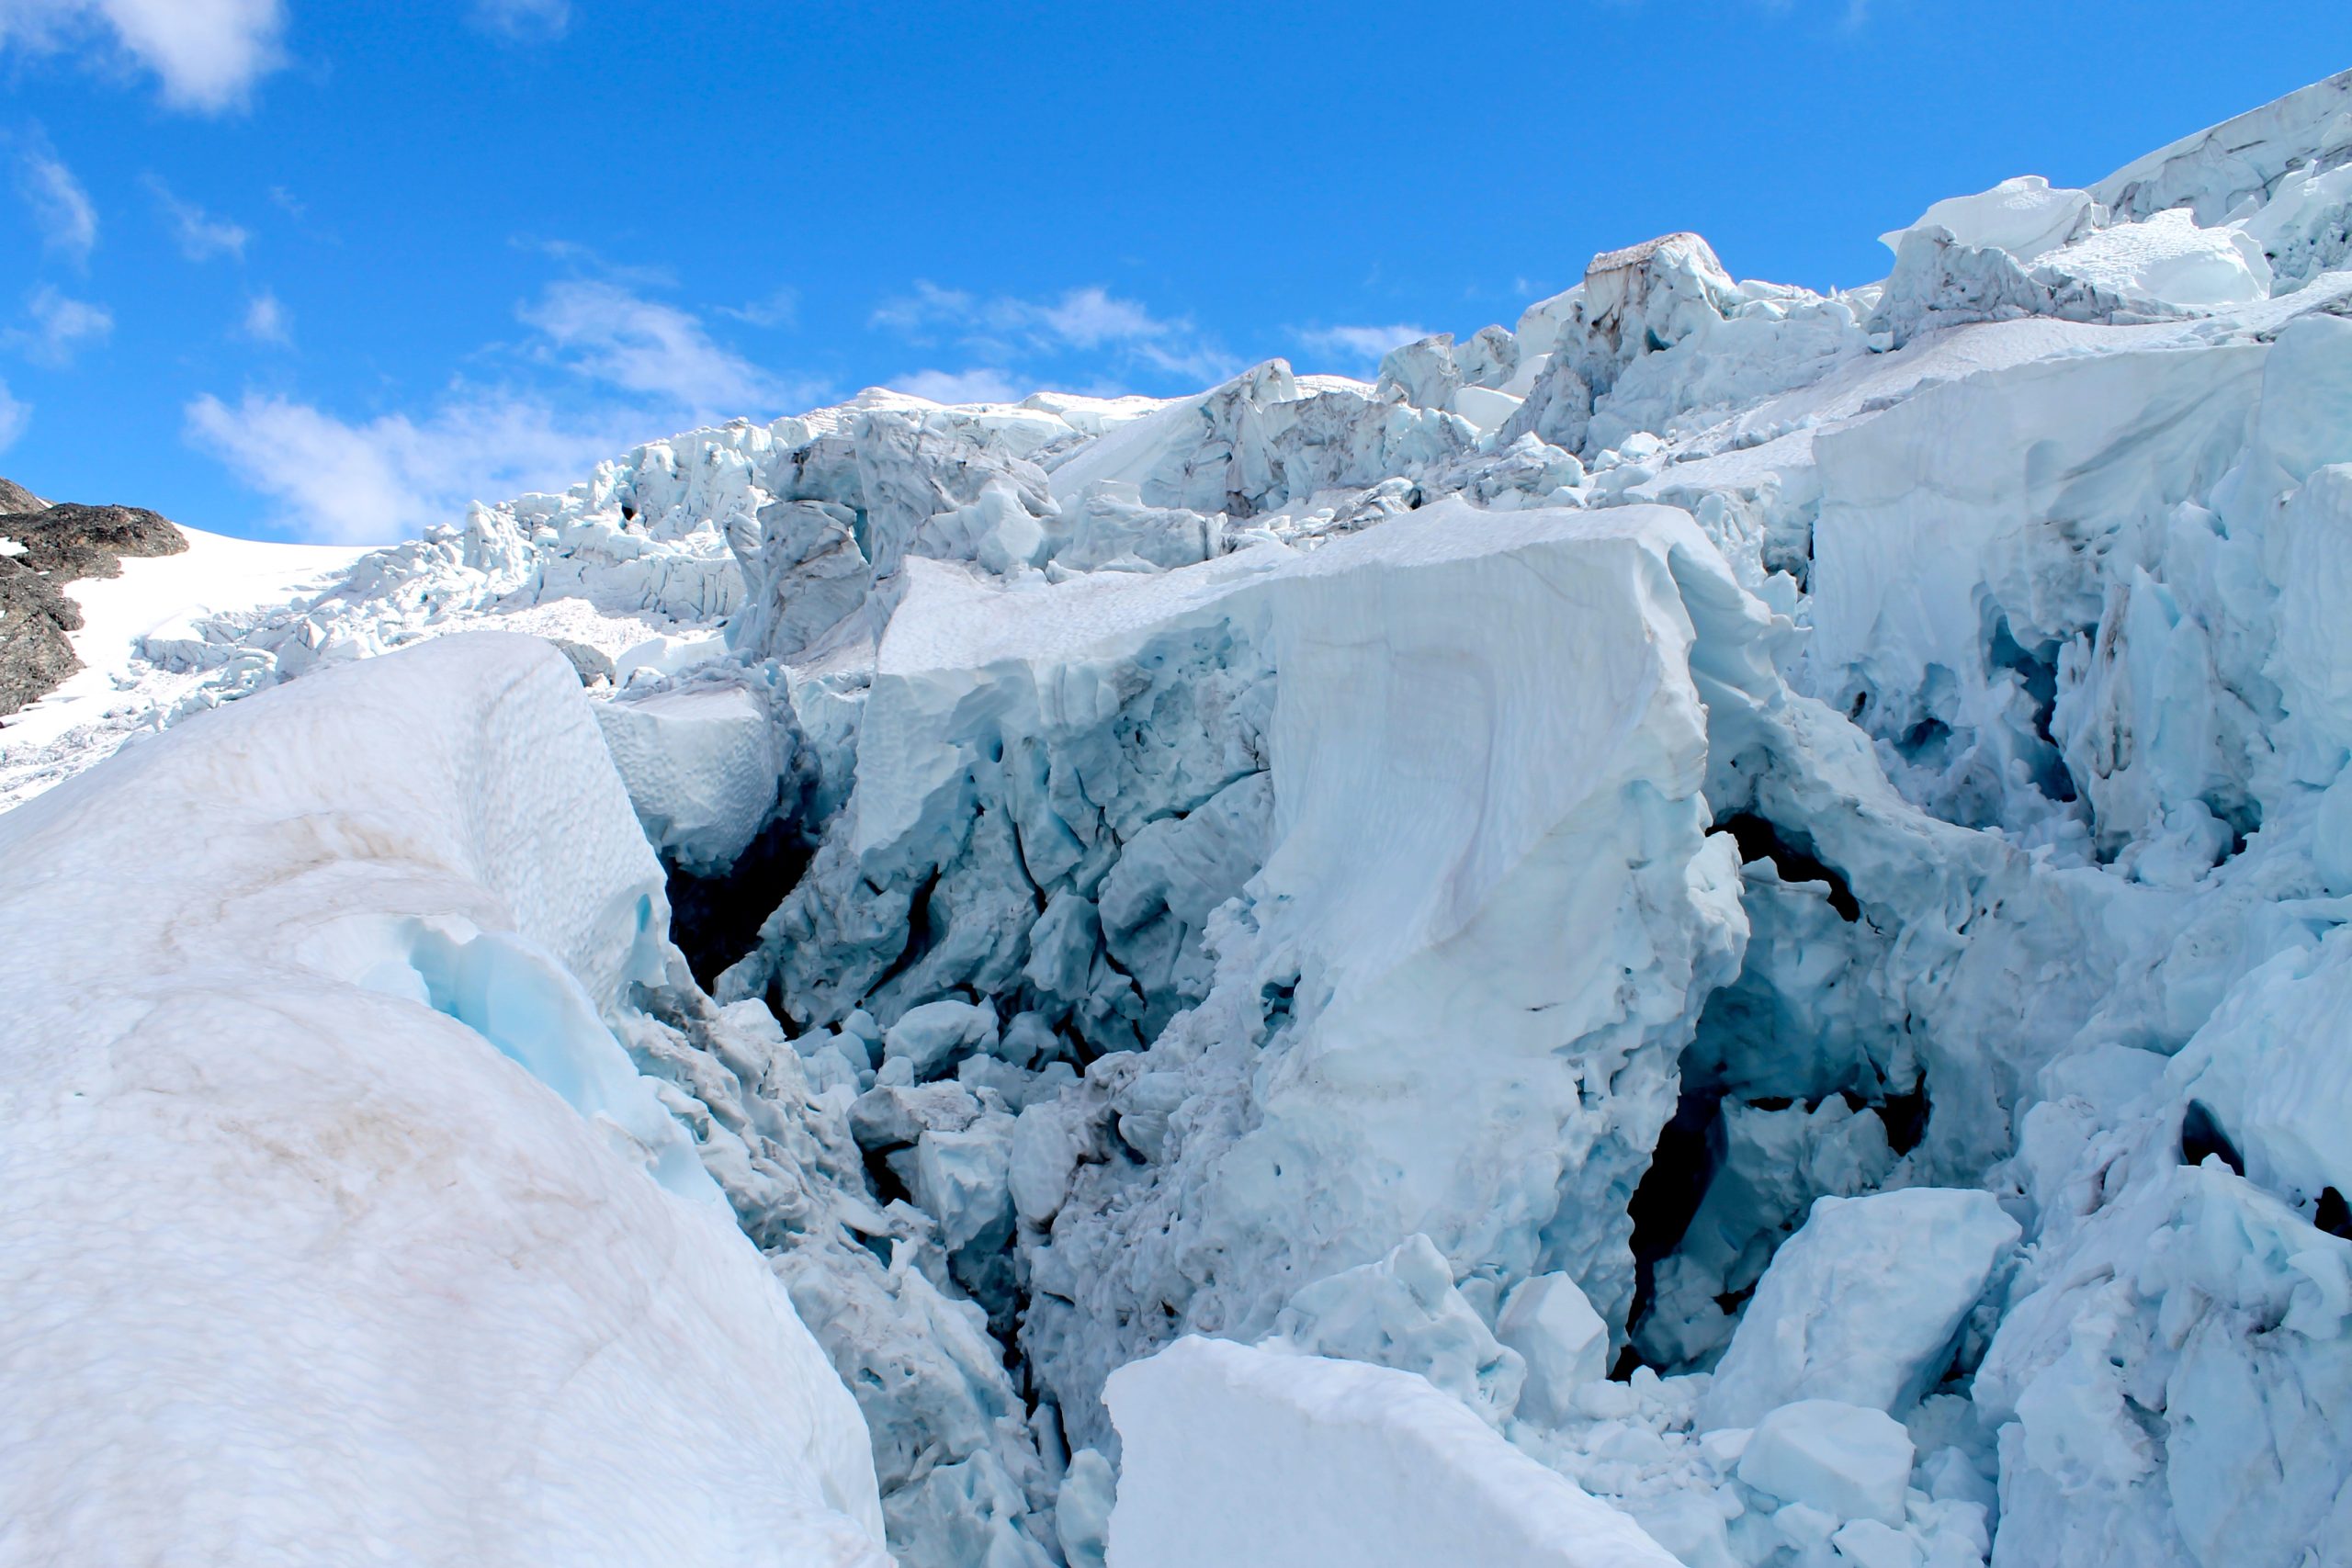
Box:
(0, 562), (82, 716)
(0, 497), (189, 719)
(0, 502), (187, 581)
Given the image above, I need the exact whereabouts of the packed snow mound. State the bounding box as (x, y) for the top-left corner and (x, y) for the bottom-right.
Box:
(2038, 208), (2273, 305)
(0, 633), (888, 1566)
(1103, 1337), (1682, 1568)
(1881, 175), (2103, 264)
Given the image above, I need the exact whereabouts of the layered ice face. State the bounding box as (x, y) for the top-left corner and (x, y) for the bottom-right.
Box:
(10, 64), (2352, 1568)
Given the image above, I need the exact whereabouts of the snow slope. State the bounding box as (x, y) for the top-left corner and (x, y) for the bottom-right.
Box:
(0, 633), (887, 1567)
(0, 525), (368, 807)
(13, 67), (2352, 1568)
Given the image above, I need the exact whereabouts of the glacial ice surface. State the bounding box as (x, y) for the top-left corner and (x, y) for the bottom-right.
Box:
(0, 634), (888, 1565)
(13, 65), (2352, 1568)
(1104, 1337), (1683, 1568)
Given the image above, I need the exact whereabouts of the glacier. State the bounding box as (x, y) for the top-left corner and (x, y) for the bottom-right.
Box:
(6, 65), (2352, 1568)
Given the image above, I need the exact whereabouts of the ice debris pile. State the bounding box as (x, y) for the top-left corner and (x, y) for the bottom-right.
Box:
(10, 66), (2352, 1568)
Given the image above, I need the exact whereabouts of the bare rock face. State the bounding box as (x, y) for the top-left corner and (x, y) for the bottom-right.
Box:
(1, 502), (187, 581)
(0, 566), (80, 716)
(0, 496), (187, 717)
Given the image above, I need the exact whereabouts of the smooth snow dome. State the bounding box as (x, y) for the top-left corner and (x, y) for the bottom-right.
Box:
(0, 634), (888, 1566)
(1880, 175), (2100, 263)
(12, 62), (2352, 1568)
(1104, 1337), (1683, 1567)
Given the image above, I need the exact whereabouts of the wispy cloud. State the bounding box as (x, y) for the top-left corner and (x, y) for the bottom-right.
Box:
(186, 388), (640, 545)
(187, 244), (840, 543)
(518, 277), (803, 417)
(869, 281), (978, 343)
(10, 286), (113, 367)
(0, 379), (28, 451)
(719, 286), (799, 330)
(147, 175), (247, 261)
(872, 281), (1237, 388)
(470, 0), (569, 41)
(188, 266), (833, 542)
(1292, 322), (1437, 369)
(892, 367), (1025, 405)
(0, 0), (288, 113)
(240, 288), (289, 345)
(15, 139), (96, 263)
(516, 237), (673, 289)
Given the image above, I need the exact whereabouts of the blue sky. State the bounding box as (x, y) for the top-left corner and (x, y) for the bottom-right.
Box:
(0, 1), (2346, 543)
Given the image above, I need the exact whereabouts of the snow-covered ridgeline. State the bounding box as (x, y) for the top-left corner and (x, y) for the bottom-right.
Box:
(6, 66), (2352, 1568)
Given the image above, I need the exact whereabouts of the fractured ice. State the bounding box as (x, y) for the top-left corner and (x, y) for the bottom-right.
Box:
(9, 65), (2352, 1568)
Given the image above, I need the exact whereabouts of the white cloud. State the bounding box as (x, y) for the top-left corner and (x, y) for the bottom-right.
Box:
(188, 278), (830, 542)
(720, 286), (799, 330)
(1035, 286), (1169, 349)
(471, 0), (569, 40)
(148, 176), (247, 260)
(240, 288), (288, 345)
(0, 0), (287, 112)
(892, 367), (1024, 406)
(0, 379), (28, 451)
(15, 141), (96, 262)
(872, 280), (1237, 388)
(186, 389), (638, 545)
(868, 280), (976, 338)
(1294, 322), (1438, 367)
(872, 281), (1170, 351)
(519, 277), (794, 417)
(11, 285), (112, 366)
(187, 271), (831, 544)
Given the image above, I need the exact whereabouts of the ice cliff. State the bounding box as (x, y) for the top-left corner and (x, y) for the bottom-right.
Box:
(9, 67), (2352, 1568)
